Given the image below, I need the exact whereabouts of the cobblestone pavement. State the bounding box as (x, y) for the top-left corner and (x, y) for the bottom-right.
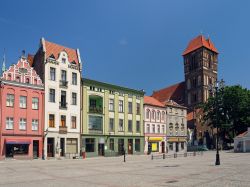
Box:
(0, 151), (249, 187)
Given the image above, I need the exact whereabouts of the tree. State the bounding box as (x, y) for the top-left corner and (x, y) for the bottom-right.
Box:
(201, 85), (250, 141)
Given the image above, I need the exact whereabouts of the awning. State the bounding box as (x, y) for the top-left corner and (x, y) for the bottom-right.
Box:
(149, 137), (163, 142)
(5, 138), (31, 145)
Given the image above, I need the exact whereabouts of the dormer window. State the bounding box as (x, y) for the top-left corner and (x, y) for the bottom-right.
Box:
(72, 61), (76, 65)
(62, 58), (66, 63)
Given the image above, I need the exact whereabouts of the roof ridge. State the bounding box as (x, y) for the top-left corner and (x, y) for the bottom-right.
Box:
(153, 81), (184, 93)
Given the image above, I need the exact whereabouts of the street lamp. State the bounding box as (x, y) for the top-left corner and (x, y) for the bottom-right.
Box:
(42, 128), (49, 160)
(209, 79), (225, 166)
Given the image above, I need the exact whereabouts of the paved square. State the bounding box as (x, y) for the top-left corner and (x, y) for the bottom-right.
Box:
(0, 151), (249, 187)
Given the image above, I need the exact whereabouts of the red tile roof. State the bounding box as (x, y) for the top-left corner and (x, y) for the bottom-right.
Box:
(182, 35), (218, 56)
(44, 40), (79, 64)
(27, 54), (34, 66)
(144, 96), (165, 107)
(236, 131), (248, 138)
(164, 100), (186, 109)
(151, 82), (185, 105)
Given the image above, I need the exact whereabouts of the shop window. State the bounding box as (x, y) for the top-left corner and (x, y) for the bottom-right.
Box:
(85, 138), (95, 152)
(169, 143), (173, 151)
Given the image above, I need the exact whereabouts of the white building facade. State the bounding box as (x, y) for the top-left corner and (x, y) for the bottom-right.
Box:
(32, 38), (82, 158)
(165, 100), (187, 154)
(144, 96), (167, 154)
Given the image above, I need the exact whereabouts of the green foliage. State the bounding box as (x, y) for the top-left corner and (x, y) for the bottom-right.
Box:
(201, 85), (250, 138)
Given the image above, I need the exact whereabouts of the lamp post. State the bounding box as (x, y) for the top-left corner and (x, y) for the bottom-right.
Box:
(209, 79), (225, 166)
(42, 128), (49, 160)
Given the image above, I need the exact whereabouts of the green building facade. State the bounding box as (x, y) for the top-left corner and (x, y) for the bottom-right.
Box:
(81, 78), (145, 157)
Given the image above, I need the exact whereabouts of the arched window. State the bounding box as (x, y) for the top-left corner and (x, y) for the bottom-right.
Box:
(157, 111), (160, 120)
(146, 109), (150, 119)
(147, 124), (150, 133)
(157, 125), (160, 133)
(8, 74), (11, 80)
(161, 111), (165, 121)
(16, 76), (20, 82)
(34, 79), (37, 85)
(152, 110), (155, 120)
(26, 78), (29, 84)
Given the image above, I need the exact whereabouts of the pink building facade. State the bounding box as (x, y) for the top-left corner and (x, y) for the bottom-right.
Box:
(144, 96), (167, 154)
(0, 56), (44, 159)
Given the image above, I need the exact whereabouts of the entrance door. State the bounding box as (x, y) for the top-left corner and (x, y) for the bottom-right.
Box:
(118, 139), (124, 155)
(175, 142), (179, 152)
(33, 140), (39, 158)
(47, 138), (54, 157)
(60, 138), (65, 157)
(98, 144), (104, 156)
(161, 142), (165, 153)
(6, 144), (14, 158)
(128, 139), (133, 154)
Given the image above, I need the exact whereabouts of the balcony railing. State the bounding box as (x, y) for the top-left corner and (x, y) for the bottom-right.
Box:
(59, 126), (68, 134)
(60, 80), (68, 88)
(59, 102), (68, 110)
(89, 106), (103, 114)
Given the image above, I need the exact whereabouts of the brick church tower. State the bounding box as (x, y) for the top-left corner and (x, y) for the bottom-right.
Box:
(182, 35), (218, 108)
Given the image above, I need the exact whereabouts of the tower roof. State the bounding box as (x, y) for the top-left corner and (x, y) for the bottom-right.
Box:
(182, 35), (218, 56)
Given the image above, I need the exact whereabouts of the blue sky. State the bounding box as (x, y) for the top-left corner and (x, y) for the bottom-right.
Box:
(0, 0), (250, 94)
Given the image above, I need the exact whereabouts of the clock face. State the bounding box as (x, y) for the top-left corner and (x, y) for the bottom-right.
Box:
(19, 68), (27, 74)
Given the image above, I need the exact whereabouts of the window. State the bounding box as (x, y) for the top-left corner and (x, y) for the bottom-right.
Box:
(157, 111), (160, 120)
(60, 91), (67, 107)
(119, 100), (123, 112)
(109, 118), (114, 131)
(157, 125), (160, 133)
(135, 139), (140, 152)
(146, 109), (150, 119)
(32, 119), (38, 131)
(26, 78), (30, 84)
(72, 72), (77, 85)
(6, 117), (14, 130)
(85, 138), (95, 152)
(89, 115), (103, 131)
(161, 111), (165, 121)
(50, 67), (56, 81)
(32, 97), (39, 109)
(152, 124), (155, 133)
(49, 114), (55, 128)
(152, 111), (155, 119)
(147, 124), (150, 133)
(8, 74), (11, 80)
(34, 79), (37, 85)
(6, 94), (14, 107)
(19, 118), (26, 130)
(19, 96), (27, 108)
(90, 86), (95, 91)
(49, 89), (55, 102)
(119, 119), (124, 131)
(136, 121), (140, 133)
(170, 108), (173, 113)
(61, 115), (66, 127)
(16, 76), (20, 82)
(109, 138), (114, 151)
(71, 116), (76, 129)
(128, 102), (132, 114)
(136, 103), (140, 115)
(161, 125), (165, 134)
(128, 120), (132, 132)
(109, 99), (114, 111)
(61, 70), (67, 81)
(72, 92), (77, 105)
(62, 58), (66, 63)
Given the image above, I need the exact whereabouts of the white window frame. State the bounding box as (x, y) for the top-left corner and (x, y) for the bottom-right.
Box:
(32, 119), (38, 131)
(19, 96), (27, 108)
(6, 117), (14, 130)
(6, 94), (14, 107)
(19, 118), (26, 130)
(32, 97), (39, 109)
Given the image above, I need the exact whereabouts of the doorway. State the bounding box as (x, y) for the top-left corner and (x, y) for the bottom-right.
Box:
(60, 138), (65, 157)
(128, 139), (133, 154)
(161, 142), (165, 153)
(33, 140), (39, 159)
(47, 138), (54, 157)
(98, 144), (104, 156)
(175, 142), (179, 152)
(118, 139), (124, 155)
(6, 144), (14, 158)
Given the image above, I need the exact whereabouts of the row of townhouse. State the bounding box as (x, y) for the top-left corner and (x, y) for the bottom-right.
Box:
(0, 38), (187, 159)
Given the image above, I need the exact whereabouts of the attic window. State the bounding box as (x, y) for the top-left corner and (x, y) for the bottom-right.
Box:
(71, 61), (76, 65)
(49, 54), (55, 59)
(26, 78), (30, 84)
(62, 58), (66, 63)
